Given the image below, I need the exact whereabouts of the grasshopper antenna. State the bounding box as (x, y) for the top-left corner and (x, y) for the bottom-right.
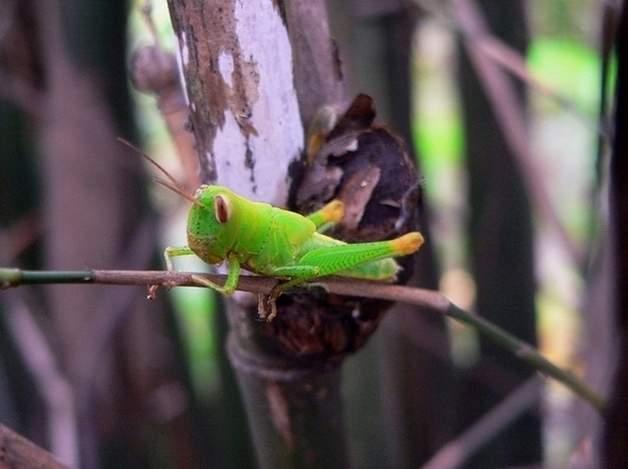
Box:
(118, 137), (203, 207)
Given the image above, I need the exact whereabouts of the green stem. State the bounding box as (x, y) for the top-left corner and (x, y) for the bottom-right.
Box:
(0, 267), (606, 413)
(445, 303), (606, 414)
(1, 268), (95, 286)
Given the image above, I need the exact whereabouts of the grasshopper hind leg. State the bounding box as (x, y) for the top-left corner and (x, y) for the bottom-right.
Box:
(257, 266), (323, 321)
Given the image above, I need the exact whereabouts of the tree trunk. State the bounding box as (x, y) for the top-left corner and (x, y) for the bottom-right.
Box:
(166, 0), (350, 467)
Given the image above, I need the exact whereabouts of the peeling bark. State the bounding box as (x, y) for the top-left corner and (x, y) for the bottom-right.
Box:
(168, 0), (304, 204)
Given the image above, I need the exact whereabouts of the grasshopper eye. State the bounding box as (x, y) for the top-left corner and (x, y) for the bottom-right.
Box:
(214, 195), (231, 223)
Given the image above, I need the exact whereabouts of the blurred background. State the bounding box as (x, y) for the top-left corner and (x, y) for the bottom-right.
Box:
(0, 0), (616, 467)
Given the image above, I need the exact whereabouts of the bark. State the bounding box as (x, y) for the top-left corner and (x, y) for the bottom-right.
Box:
(284, 1), (347, 126)
(166, 0), (305, 202)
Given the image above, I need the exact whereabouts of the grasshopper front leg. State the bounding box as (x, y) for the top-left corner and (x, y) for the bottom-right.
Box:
(164, 245), (196, 271)
(165, 246), (280, 320)
(191, 255), (241, 295)
(159, 246), (241, 296)
(147, 245), (197, 299)
(162, 244), (285, 321)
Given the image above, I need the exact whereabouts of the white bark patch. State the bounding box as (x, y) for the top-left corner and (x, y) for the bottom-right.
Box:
(180, 31), (189, 67)
(214, 111), (248, 184)
(212, 0), (303, 206)
(175, 31), (191, 106)
(218, 51), (235, 88)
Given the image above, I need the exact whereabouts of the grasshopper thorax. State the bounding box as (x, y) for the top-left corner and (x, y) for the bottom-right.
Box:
(187, 185), (241, 265)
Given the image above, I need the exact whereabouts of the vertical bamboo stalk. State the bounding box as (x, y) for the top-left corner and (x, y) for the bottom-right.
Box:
(228, 338), (348, 468)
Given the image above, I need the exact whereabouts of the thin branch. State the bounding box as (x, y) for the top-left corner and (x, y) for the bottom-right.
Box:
(0, 267), (606, 413)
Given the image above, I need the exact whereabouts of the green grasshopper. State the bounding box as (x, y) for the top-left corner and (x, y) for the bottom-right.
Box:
(130, 141), (424, 321)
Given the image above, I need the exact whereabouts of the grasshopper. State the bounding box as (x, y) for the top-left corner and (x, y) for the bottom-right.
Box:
(127, 140), (424, 321)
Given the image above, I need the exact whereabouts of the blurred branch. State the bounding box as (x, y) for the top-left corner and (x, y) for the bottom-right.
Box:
(449, 0), (585, 268)
(129, 5), (201, 190)
(415, 0), (608, 140)
(3, 294), (78, 468)
(0, 267), (606, 413)
(0, 421), (69, 469)
(0, 69), (44, 119)
(0, 213), (40, 264)
(422, 376), (542, 469)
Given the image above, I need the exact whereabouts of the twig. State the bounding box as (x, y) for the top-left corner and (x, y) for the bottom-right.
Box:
(0, 267), (606, 413)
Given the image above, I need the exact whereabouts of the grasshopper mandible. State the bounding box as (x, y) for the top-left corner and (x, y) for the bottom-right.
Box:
(127, 140), (424, 321)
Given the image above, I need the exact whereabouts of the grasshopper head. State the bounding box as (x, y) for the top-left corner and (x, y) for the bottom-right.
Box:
(117, 141), (241, 265)
(186, 185), (241, 265)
